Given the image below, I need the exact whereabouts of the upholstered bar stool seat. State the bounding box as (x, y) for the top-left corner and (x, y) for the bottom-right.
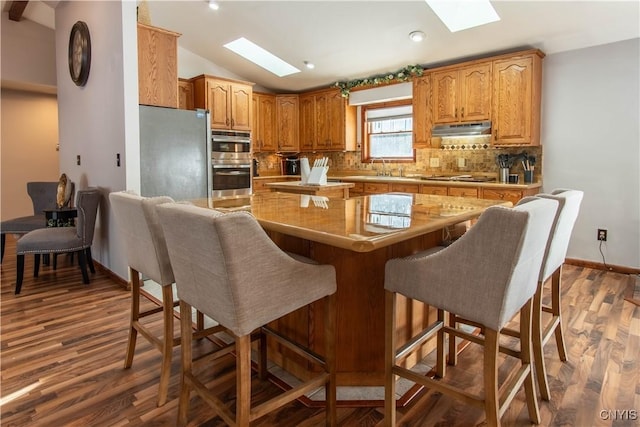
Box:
(156, 204), (337, 427)
(109, 191), (221, 407)
(384, 198), (558, 427)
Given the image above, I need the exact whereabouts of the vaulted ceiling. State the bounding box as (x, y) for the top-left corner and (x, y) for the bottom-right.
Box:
(5, 1), (639, 92)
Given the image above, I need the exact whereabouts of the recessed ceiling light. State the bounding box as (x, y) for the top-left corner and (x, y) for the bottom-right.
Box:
(208, 1), (219, 10)
(425, 0), (500, 32)
(224, 37), (301, 77)
(304, 61), (315, 69)
(409, 31), (426, 42)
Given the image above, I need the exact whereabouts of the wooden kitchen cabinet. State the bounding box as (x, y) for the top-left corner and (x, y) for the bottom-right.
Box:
(276, 95), (299, 152)
(137, 23), (180, 108)
(192, 75), (253, 130)
(412, 75), (432, 148)
(431, 63), (491, 124)
(447, 186), (478, 198)
(252, 93), (277, 152)
(299, 94), (315, 151)
(298, 88), (356, 152)
(420, 185), (448, 196)
(492, 52), (544, 146)
(178, 78), (194, 110)
(391, 183), (420, 193)
(363, 182), (390, 194)
(482, 187), (539, 204)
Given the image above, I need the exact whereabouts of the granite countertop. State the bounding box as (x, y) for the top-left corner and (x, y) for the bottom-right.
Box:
(254, 174), (541, 189)
(333, 174), (542, 190)
(203, 192), (511, 252)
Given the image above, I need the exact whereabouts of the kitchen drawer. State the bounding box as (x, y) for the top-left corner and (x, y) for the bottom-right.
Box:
(448, 187), (478, 198)
(349, 182), (364, 193)
(364, 182), (390, 194)
(391, 183), (420, 193)
(420, 185), (448, 196)
(482, 188), (523, 204)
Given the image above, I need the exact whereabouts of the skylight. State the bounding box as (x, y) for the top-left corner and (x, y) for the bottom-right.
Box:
(425, 0), (500, 32)
(223, 37), (300, 77)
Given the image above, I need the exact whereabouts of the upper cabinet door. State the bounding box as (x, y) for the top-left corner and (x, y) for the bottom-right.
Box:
(299, 94), (315, 151)
(492, 55), (542, 146)
(412, 75), (432, 148)
(459, 63), (491, 122)
(432, 64), (491, 124)
(207, 80), (232, 129)
(327, 90), (347, 150)
(137, 23), (180, 108)
(230, 84), (252, 131)
(253, 93), (276, 152)
(276, 95), (299, 152)
(431, 70), (458, 124)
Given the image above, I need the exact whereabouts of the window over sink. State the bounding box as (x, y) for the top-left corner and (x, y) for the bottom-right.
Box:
(362, 100), (414, 163)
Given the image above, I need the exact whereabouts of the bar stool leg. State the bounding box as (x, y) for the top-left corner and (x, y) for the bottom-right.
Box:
(178, 300), (193, 427)
(484, 328), (500, 427)
(236, 334), (252, 425)
(325, 293), (337, 427)
(532, 280), (551, 401)
(124, 268), (140, 368)
(157, 285), (175, 407)
(521, 300), (541, 424)
(384, 290), (397, 427)
(551, 266), (568, 361)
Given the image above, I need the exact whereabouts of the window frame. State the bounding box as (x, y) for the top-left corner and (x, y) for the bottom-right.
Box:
(361, 99), (415, 164)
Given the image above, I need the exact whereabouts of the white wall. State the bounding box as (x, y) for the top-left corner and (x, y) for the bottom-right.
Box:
(0, 89), (60, 220)
(0, 12), (56, 89)
(54, 1), (137, 278)
(541, 38), (640, 268)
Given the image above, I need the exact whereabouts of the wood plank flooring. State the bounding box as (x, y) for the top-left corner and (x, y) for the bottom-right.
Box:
(1, 234), (638, 426)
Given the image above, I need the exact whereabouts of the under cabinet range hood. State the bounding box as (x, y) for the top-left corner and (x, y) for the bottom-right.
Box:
(432, 120), (492, 137)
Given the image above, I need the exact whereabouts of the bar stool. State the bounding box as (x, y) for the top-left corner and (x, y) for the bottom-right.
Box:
(156, 203), (337, 426)
(384, 198), (558, 427)
(109, 191), (221, 407)
(448, 189), (583, 401)
(526, 189), (583, 399)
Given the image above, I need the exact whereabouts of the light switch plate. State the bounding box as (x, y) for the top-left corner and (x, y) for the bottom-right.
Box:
(458, 158), (466, 167)
(430, 158), (440, 167)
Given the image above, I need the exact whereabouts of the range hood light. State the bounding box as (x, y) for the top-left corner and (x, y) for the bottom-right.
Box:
(432, 120), (492, 137)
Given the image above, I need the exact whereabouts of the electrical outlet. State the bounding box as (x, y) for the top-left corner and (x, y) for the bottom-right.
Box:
(457, 158), (466, 168)
(597, 228), (607, 241)
(76, 155), (81, 166)
(429, 158), (440, 167)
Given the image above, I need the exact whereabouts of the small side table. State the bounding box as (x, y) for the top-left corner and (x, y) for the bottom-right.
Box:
(43, 207), (78, 268)
(44, 207), (78, 228)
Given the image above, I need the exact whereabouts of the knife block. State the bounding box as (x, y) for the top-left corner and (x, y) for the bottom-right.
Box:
(306, 166), (328, 185)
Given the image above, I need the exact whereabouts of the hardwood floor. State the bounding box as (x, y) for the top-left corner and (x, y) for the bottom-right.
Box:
(1, 234), (638, 426)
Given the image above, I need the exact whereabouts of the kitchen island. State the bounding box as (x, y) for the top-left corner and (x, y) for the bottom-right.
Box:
(204, 192), (511, 389)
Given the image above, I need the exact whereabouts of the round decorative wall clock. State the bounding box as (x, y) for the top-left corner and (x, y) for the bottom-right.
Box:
(68, 21), (91, 86)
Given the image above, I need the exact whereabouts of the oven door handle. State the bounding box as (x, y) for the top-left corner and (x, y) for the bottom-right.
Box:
(215, 171), (250, 176)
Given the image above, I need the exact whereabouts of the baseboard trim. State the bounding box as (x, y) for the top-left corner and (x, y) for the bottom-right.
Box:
(95, 262), (129, 289)
(565, 258), (640, 275)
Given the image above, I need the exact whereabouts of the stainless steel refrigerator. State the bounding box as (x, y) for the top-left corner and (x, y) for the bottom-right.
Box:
(139, 105), (211, 201)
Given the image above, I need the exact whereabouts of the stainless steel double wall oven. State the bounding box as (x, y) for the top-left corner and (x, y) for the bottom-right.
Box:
(211, 130), (252, 198)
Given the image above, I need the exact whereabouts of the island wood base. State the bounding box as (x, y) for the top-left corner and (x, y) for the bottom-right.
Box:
(265, 229), (443, 387)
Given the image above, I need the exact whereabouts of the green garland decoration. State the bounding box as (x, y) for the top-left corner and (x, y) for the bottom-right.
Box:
(333, 64), (425, 98)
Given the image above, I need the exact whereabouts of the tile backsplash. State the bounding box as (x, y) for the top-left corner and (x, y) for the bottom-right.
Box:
(255, 135), (542, 180)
